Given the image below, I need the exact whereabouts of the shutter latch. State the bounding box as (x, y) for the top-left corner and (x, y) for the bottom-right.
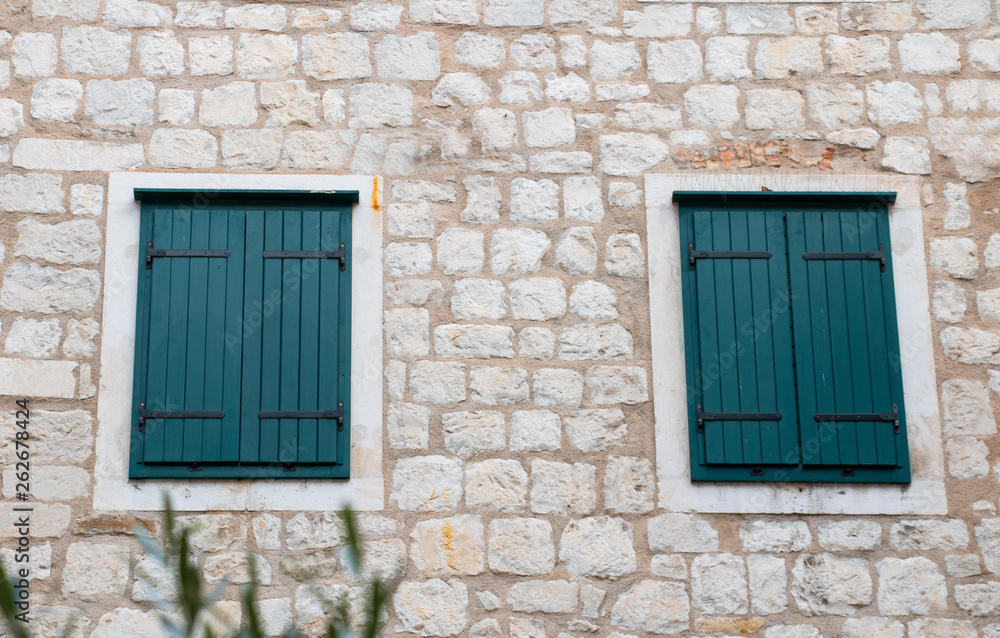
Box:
(696, 404), (782, 432)
(146, 241), (231, 269)
(259, 405), (345, 429)
(138, 407), (225, 430)
(262, 244), (346, 270)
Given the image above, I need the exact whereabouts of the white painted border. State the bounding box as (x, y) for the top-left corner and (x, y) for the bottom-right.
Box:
(95, 173), (384, 512)
(645, 173), (947, 515)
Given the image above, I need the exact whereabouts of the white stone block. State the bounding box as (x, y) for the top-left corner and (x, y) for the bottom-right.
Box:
(85, 79), (156, 126)
(176, 1), (224, 27)
(755, 37), (823, 79)
(410, 515), (485, 576)
(510, 410), (560, 451)
(237, 34), (298, 79)
(727, 6), (793, 33)
(882, 137), (931, 175)
(260, 80), (319, 126)
(624, 4), (693, 37)
(805, 83), (863, 128)
(825, 35), (891, 75)
(561, 516), (635, 578)
(351, 3), (404, 30)
(157, 89), (195, 126)
(104, 0), (173, 27)
(150, 129), (218, 169)
(13, 33), (58, 77)
(509, 278), (566, 320)
(533, 368), (584, 407)
(349, 83), (412, 128)
(188, 35), (233, 76)
(375, 33), (441, 80)
(302, 33), (371, 80)
(467, 460), (528, 512)
(221, 130), (282, 170)
(648, 40), (702, 83)
(548, 0), (616, 26)
(746, 89), (805, 129)
(511, 34), (556, 69)
(486, 0), (543, 25)
(898, 33), (960, 74)
(60, 26), (131, 76)
(225, 4), (287, 31)
(138, 31), (185, 76)
(706, 37), (750, 82)
(454, 32), (506, 68)
(684, 84), (740, 129)
(500, 71), (543, 104)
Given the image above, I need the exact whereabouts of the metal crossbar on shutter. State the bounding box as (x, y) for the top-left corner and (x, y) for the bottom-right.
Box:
(262, 244), (347, 270)
(802, 244), (886, 271)
(688, 243), (771, 269)
(145, 241), (230, 268)
(696, 406), (782, 432)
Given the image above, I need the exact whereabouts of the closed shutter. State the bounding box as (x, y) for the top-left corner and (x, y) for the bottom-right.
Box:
(787, 207), (908, 479)
(680, 205), (800, 480)
(130, 191), (355, 479)
(675, 192), (910, 484)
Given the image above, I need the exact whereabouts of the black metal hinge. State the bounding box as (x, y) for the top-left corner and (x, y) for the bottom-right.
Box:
(258, 404), (345, 430)
(802, 244), (886, 271)
(689, 243), (771, 270)
(814, 404), (900, 434)
(696, 404), (782, 432)
(138, 403), (225, 431)
(262, 244), (346, 270)
(146, 241), (230, 269)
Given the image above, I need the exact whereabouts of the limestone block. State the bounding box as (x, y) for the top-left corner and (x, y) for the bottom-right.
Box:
(684, 84), (740, 129)
(91, 609), (166, 638)
(435, 325), (514, 359)
(727, 6), (793, 33)
(204, 553), (271, 585)
(548, 0), (616, 26)
(651, 555), (687, 580)
(746, 89), (805, 129)
(930, 238), (978, 279)
(624, 5), (693, 37)
(940, 328), (1000, 363)
(946, 437), (989, 478)
(511, 179), (558, 222)
(842, 4), (914, 30)
(221, 129), (283, 170)
(466, 459), (527, 512)
(942, 379), (997, 435)
(442, 411), (505, 458)
(473, 108), (517, 155)
(586, 365), (648, 404)
(459, 177), (501, 224)
(546, 72), (590, 103)
(486, 0), (543, 25)
(85, 79), (155, 126)
(648, 40), (702, 83)
(534, 368), (584, 406)
(34, 0), (102, 19)
(375, 33), (440, 80)
(30, 79), (81, 123)
(805, 83), (863, 128)
(432, 74), (491, 108)
(189, 35), (233, 76)
(898, 33), (960, 74)
(523, 108), (575, 148)
(158, 89), (195, 126)
(976, 518), (1000, 573)
(302, 33), (371, 80)
(225, 4), (287, 31)
(394, 579), (468, 637)
(890, 520), (969, 550)
(283, 130), (357, 169)
(556, 227), (598, 275)
(150, 129), (217, 169)
(843, 618), (904, 638)
(488, 518), (554, 574)
(610, 580), (689, 633)
(970, 39), (1000, 72)
(200, 82), (258, 127)
(590, 41), (640, 80)
(791, 554), (872, 615)
(817, 520), (882, 550)
(138, 32), (185, 76)
(62, 543), (129, 602)
(291, 8), (342, 28)
(384, 308), (430, 358)
(13, 33), (57, 77)
(749, 554), (787, 614)
(825, 35), (891, 75)
(755, 37), (823, 79)
(491, 228), (550, 275)
(604, 456), (654, 514)
(259, 80), (319, 126)
(452, 279), (506, 319)
(569, 281), (617, 320)
(560, 516), (636, 578)
(61, 26), (132, 76)
(935, 282), (967, 324)
(104, 0), (173, 27)
(599, 134), (669, 177)
(391, 456), (463, 512)
(795, 6), (838, 33)
(648, 513), (719, 552)
(946, 554), (981, 577)
(614, 103), (683, 131)
(692, 554), (749, 615)
(876, 557), (947, 615)
(0, 174), (64, 214)
(237, 34), (297, 79)
(349, 83), (412, 129)
(955, 583), (1000, 616)
(564, 408), (626, 451)
(388, 402), (430, 450)
(2, 465), (87, 500)
(882, 137), (931, 175)
(15, 219), (101, 265)
(530, 459), (595, 515)
(63, 318), (99, 357)
(507, 580), (578, 613)
(176, 1), (224, 27)
(1, 263), (99, 314)
(0, 411), (93, 464)
(917, 0), (989, 28)
(511, 34), (556, 69)
(706, 37), (751, 81)
(697, 6), (722, 32)
(867, 81), (923, 126)
(437, 229), (484, 274)
(741, 521), (812, 552)
(469, 367), (528, 404)
(454, 32), (506, 68)
(499, 71), (543, 104)
(410, 361), (466, 404)
(510, 278), (566, 320)
(411, 515), (485, 576)
(559, 324), (632, 360)
(510, 410), (561, 452)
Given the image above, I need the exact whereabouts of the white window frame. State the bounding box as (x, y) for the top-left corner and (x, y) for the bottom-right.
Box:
(95, 173), (384, 511)
(646, 173), (947, 515)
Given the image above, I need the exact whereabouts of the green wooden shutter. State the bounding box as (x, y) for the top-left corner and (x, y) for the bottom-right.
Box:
(787, 207), (910, 482)
(679, 205), (800, 481)
(130, 192), (355, 479)
(676, 192), (910, 484)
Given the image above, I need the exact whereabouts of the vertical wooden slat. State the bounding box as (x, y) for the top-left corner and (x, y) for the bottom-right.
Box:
(163, 209), (191, 463)
(279, 210), (302, 464)
(693, 211), (724, 464)
(200, 208), (229, 463)
(143, 207), (174, 464)
(316, 207), (342, 464)
(240, 210), (266, 463)
(221, 209), (245, 463)
(787, 211), (821, 466)
(730, 209), (762, 464)
(298, 208), (322, 464)
(183, 208), (210, 463)
(710, 210), (743, 464)
(258, 210), (283, 464)
(866, 212), (900, 466)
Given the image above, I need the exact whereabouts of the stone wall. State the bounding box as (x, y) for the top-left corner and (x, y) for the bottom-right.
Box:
(1, 0), (1000, 635)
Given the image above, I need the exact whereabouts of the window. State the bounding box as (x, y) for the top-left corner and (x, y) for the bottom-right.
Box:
(646, 174), (946, 515)
(676, 192), (909, 484)
(96, 174), (383, 511)
(129, 190), (356, 478)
